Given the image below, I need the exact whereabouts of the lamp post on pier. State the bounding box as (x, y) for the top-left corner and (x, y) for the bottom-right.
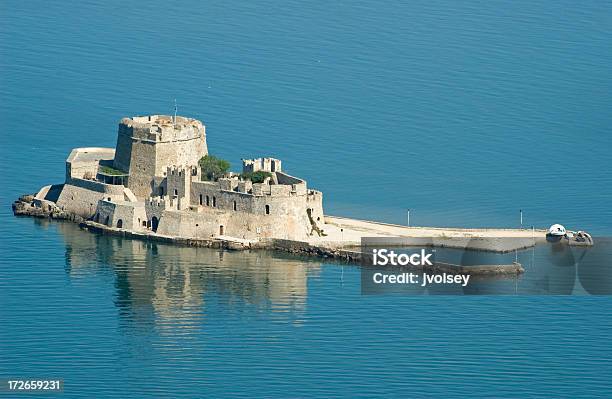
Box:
(173, 99), (178, 125)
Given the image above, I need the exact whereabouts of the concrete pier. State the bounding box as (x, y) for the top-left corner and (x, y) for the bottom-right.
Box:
(308, 215), (547, 252)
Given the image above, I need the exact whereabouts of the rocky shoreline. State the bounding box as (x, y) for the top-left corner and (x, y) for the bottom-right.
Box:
(12, 194), (83, 222)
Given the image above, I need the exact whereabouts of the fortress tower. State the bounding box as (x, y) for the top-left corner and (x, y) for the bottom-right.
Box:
(113, 115), (207, 199)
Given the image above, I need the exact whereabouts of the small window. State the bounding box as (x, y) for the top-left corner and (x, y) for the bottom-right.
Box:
(265, 205), (270, 215)
(206, 195), (210, 206)
(174, 189), (178, 196)
(233, 201), (237, 211)
(212, 196), (216, 207)
(142, 221), (147, 227)
(199, 194), (203, 205)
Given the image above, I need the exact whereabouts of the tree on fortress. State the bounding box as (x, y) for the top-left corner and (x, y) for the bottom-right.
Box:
(240, 171), (273, 183)
(199, 155), (230, 181)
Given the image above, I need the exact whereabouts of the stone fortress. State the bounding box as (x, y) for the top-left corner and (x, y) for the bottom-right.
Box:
(35, 115), (326, 242)
(20, 113), (552, 264)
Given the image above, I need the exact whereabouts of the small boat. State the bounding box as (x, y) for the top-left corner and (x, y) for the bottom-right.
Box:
(567, 230), (594, 246)
(547, 224), (566, 236)
(546, 224), (594, 246)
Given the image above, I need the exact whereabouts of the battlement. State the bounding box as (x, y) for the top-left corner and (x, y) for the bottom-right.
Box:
(242, 157), (282, 174)
(119, 115), (205, 143)
(123, 115), (203, 129)
(218, 177), (240, 192)
(166, 165), (197, 177)
(148, 195), (182, 210)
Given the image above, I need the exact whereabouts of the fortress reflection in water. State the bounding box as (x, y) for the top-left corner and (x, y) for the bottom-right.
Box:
(57, 221), (322, 328)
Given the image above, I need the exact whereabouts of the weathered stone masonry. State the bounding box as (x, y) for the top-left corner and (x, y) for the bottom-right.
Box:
(27, 114), (326, 243)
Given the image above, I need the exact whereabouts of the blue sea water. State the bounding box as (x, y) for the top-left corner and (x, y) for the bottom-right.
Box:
(1, 0), (612, 397)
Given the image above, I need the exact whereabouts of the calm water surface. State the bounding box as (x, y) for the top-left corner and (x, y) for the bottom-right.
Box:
(1, 0), (611, 397)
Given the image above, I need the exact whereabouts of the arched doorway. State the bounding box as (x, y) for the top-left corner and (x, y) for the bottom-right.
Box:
(151, 216), (159, 232)
(116, 219), (123, 228)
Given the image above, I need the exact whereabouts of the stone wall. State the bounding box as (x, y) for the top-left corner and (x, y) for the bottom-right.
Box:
(149, 178), (326, 240)
(94, 200), (147, 231)
(66, 147), (115, 181)
(191, 180), (255, 213)
(149, 176), (166, 197)
(69, 161), (98, 181)
(113, 123), (134, 172)
(166, 166), (192, 210)
(155, 138), (206, 175)
(35, 185), (52, 200)
(153, 207), (313, 241)
(66, 177), (126, 195)
(113, 115), (208, 200)
(56, 183), (122, 218)
(306, 190), (325, 225)
(276, 172), (307, 195)
(120, 139), (157, 199)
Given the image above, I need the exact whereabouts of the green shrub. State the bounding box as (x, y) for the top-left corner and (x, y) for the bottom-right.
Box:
(240, 171), (273, 183)
(98, 165), (126, 176)
(199, 155), (230, 181)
